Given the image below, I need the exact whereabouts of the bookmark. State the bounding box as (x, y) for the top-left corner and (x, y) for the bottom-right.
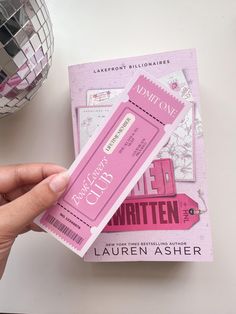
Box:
(36, 70), (191, 257)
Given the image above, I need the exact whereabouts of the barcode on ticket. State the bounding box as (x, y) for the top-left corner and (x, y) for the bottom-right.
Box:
(45, 215), (84, 244)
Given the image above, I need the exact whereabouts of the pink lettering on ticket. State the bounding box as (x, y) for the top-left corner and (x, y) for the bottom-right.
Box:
(36, 70), (191, 257)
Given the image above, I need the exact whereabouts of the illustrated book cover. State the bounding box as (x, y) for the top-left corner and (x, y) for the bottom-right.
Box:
(68, 49), (213, 261)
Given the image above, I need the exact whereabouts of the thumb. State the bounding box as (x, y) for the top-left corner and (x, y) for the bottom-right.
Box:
(1, 171), (69, 234)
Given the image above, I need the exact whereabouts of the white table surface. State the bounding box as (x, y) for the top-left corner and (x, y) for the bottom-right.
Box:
(0, 0), (236, 313)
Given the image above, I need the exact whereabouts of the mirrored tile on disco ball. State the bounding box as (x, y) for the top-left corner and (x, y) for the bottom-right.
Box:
(16, 97), (29, 108)
(18, 65), (30, 79)
(40, 70), (48, 80)
(30, 0), (40, 13)
(44, 21), (49, 37)
(38, 27), (46, 43)
(0, 48), (13, 67)
(40, 0), (46, 6)
(46, 36), (50, 49)
(0, 107), (11, 115)
(42, 41), (47, 54)
(35, 47), (44, 62)
(0, 1), (15, 18)
(5, 98), (18, 107)
(32, 72), (42, 84)
(30, 33), (40, 51)
(47, 14), (52, 26)
(0, 69), (7, 84)
(41, 54), (48, 69)
(37, 9), (44, 25)
(34, 62), (42, 76)
(48, 47), (52, 56)
(50, 37), (53, 51)
(24, 2), (35, 19)
(13, 50), (27, 68)
(5, 14), (21, 35)
(26, 71), (36, 84)
(48, 21), (53, 34)
(0, 25), (12, 45)
(15, 98), (27, 108)
(31, 14), (40, 31)
(0, 83), (12, 96)
(14, 28), (28, 46)
(22, 40), (34, 59)
(5, 38), (20, 57)
(10, 0), (23, 11)
(36, 0), (44, 8)
(16, 89), (28, 100)
(4, 59), (18, 76)
(44, 2), (50, 16)
(14, 5), (29, 26)
(49, 46), (53, 58)
(4, 88), (17, 99)
(0, 96), (9, 107)
(26, 83), (41, 100)
(9, 73), (24, 89)
(41, 5), (47, 20)
(28, 55), (37, 71)
(15, 78), (27, 89)
(23, 20), (34, 38)
(0, 11), (7, 27)
(48, 58), (52, 68)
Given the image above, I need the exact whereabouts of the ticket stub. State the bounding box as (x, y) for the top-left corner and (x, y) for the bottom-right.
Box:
(35, 70), (191, 257)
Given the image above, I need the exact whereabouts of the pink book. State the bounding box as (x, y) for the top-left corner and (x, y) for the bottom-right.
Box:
(36, 70), (190, 257)
(67, 49), (213, 261)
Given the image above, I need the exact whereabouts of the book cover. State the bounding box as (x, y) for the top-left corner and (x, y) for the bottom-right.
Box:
(37, 70), (191, 257)
(68, 49), (213, 261)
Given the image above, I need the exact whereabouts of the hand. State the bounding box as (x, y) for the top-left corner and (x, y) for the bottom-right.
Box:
(0, 163), (69, 279)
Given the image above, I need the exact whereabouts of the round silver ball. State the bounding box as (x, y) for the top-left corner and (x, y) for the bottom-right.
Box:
(0, 0), (54, 118)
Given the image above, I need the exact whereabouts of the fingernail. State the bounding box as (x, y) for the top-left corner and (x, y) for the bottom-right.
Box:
(49, 171), (69, 193)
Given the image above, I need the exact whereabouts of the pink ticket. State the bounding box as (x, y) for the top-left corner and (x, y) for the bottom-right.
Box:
(36, 70), (191, 257)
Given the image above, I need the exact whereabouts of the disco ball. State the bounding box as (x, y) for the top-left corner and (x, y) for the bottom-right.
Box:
(0, 0), (54, 118)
